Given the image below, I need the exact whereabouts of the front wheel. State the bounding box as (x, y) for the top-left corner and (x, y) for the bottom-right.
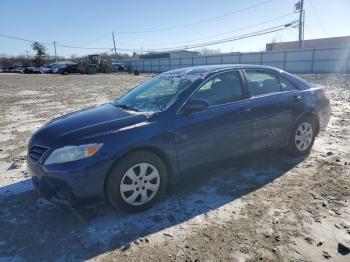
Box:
(286, 117), (316, 156)
(106, 151), (168, 212)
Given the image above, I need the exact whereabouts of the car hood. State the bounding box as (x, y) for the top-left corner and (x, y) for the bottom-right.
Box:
(31, 103), (150, 146)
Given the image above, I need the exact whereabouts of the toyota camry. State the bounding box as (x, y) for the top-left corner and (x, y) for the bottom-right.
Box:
(27, 65), (331, 212)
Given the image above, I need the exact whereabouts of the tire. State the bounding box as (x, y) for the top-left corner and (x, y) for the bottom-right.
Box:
(106, 150), (168, 212)
(103, 66), (112, 73)
(85, 65), (97, 75)
(286, 116), (317, 156)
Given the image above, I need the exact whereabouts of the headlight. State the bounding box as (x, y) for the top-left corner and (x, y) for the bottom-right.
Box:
(44, 143), (103, 165)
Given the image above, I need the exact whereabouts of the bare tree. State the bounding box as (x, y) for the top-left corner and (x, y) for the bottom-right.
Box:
(31, 42), (47, 67)
(0, 54), (33, 67)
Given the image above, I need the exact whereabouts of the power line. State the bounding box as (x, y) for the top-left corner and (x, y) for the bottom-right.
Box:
(115, 12), (296, 48)
(304, 24), (315, 38)
(113, 21), (297, 52)
(0, 33), (112, 50)
(309, 0), (327, 36)
(0, 21), (296, 53)
(113, 0), (273, 34)
(0, 0), (286, 53)
(55, 43), (111, 50)
(1, 1), (275, 49)
(0, 33), (52, 46)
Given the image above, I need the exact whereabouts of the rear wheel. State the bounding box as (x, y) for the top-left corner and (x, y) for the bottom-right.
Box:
(286, 116), (316, 156)
(106, 151), (168, 212)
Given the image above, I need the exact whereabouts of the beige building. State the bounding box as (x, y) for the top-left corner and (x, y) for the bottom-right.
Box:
(266, 35), (350, 51)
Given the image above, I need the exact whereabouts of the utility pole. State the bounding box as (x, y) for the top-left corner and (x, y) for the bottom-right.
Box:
(53, 41), (57, 62)
(112, 32), (117, 55)
(297, 0), (304, 47)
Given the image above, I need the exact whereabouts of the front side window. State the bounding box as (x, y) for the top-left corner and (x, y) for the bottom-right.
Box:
(191, 71), (244, 107)
(115, 72), (203, 112)
(245, 70), (281, 96)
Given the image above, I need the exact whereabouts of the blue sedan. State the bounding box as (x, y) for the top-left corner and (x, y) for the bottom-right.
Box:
(27, 65), (331, 212)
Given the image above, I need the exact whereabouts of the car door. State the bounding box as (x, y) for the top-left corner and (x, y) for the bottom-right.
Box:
(244, 69), (305, 150)
(174, 70), (251, 172)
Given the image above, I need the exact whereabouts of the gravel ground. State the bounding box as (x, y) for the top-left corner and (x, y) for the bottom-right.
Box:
(0, 72), (349, 262)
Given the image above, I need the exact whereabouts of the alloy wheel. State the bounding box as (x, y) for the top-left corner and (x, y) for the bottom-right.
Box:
(295, 122), (313, 152)
(120, 163), (160, 206)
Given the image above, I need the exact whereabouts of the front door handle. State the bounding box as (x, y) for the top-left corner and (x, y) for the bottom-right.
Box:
(293, 95), (302, 102)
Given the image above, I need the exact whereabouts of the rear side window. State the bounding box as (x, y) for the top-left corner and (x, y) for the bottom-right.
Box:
(191, 71), (244, 107)
(279, 76), (298, 91)
(245, 70), (280, 96)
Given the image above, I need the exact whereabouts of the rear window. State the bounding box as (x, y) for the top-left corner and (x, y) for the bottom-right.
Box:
(279, 76), (298, 91)
(245, 70), (281, 96)
(281, 71), (309, 89)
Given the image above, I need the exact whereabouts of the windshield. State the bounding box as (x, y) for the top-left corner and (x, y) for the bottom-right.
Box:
(114, 72), (203, 112)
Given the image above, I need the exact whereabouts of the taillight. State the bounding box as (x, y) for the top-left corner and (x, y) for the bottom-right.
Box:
(323, 89), (331, 100)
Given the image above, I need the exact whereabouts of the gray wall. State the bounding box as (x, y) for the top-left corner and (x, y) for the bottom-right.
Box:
(119, 47), (350, 74)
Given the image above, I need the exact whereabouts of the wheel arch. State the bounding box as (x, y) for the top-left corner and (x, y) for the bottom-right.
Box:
(286, 112), (320, 147)
(103, 146), (174, 201)
(297, 112), (320, 135)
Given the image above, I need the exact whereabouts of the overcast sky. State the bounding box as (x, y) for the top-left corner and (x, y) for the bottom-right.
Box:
(1, 0), (349, 57)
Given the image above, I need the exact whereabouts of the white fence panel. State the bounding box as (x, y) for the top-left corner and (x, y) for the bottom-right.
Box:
(207, 56), (221, 64)
(119, 47), (350, 73)
(241, 53), (261, 63)
(181, 58), (192, 67)
(313, 60), (347, 73)
(222, 54), (240, 64)
(286, 49), (313, 61)
(262, 52), (284, 62)
(262, 62), (284, 69)
(193, 57), (206, 65)
(285, 61), (312, 72)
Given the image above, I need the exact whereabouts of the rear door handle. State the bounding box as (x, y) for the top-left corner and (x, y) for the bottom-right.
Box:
(293, 95), (302, 102)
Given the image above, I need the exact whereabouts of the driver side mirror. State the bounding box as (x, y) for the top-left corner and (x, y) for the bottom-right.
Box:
(182, 99), (209, 115)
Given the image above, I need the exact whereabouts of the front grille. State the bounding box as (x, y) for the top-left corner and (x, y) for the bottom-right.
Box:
(29, 145), (49, 163)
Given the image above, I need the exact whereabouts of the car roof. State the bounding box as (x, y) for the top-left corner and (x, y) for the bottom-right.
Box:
(164, 64), (283, 75)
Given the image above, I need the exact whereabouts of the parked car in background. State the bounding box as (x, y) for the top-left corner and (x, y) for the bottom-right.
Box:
(58, 63), (80, 75)
(24, 67), (42, 74)
(50, 64), (66, 74)
(2, 67), (14, 73)
(12, 67), (25, 73)
(28, 65), (331, 212)
(40, 66), (53, 74)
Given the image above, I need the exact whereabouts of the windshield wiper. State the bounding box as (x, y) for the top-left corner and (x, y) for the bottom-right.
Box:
(113, 103), (139, 112)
